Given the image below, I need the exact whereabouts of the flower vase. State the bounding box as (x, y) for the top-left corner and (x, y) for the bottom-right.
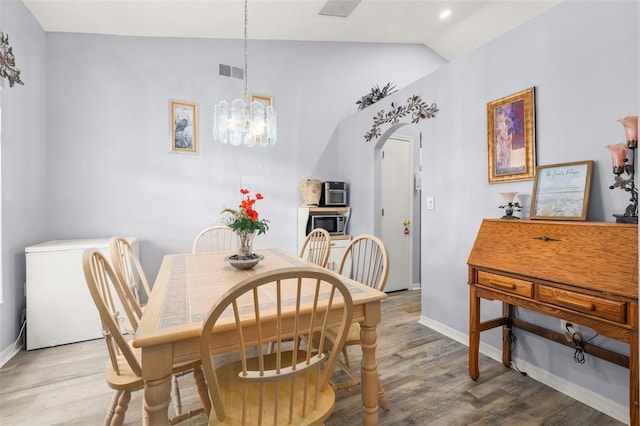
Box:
(226, 231), (263, 270)
(236, 230), (256, 259)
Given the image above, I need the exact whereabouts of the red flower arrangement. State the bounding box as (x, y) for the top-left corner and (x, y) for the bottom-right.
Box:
(222, 188), (269, 235)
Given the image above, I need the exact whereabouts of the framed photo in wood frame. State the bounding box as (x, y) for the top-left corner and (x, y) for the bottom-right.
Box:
(170, 100), (198, 154)
(530, 160), (594, 221)
(487, 87), (536, 183)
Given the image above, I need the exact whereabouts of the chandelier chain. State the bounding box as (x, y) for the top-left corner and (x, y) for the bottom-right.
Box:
(243, 0), (249, 102)
(213, 0), (277, 147)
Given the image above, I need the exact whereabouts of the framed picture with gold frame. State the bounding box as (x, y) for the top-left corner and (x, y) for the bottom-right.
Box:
(250, 93), (273, 107)
(530, 160), (594, 221)
(170, 100), (198, 154)
(487, 87), (536, 183)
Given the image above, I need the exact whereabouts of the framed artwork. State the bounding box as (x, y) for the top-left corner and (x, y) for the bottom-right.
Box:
(487, 87), (536, 183)
(530, 160), (594, 221)
(170, 100), (198, 154)
(250, 93), (273, 107)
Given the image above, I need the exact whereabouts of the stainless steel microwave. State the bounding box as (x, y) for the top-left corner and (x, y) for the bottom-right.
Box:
(319, 181), (347, 207)
(306, 214), (347, 236)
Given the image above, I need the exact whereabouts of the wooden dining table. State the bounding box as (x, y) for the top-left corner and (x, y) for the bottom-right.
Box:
(133, 248), (388, 425)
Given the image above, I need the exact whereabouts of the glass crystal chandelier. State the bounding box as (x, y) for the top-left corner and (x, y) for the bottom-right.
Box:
(213, 0), (277, 147)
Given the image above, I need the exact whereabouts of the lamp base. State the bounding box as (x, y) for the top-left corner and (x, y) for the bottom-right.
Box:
(500, 215), (520, 220)
(613, 214), (638, 224)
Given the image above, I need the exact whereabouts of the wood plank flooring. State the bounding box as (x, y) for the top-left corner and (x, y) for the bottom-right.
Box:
(0, 290), (623, 425)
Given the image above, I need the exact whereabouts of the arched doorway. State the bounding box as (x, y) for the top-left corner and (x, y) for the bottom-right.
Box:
(374, 124), (422, 291)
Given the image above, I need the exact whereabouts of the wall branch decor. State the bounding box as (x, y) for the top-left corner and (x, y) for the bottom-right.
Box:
(364, 95), (438, 142)
(0, 32), (24, 87)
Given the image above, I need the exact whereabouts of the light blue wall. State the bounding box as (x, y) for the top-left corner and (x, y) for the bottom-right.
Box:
(0, 1), (446, 352)
(43, 34), (444, 280)
(0, 0), (47, 353)
(336, 0), (638, 419)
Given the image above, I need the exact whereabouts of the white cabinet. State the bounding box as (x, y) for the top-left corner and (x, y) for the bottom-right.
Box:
(297, 206), (350, 272)
(326, 236), (350, 272)
(25, 237), (139, 350)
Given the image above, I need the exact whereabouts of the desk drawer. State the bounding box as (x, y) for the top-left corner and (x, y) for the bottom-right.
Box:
(538, 285), (627, 323)
(477, 271), (533, 298)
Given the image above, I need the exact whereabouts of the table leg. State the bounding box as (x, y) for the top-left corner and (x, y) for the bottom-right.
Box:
(143, 376), (171, 425)
(141, 344), (173, 425)
(360, 301), (382, 425)
(469, 286), (480, 380)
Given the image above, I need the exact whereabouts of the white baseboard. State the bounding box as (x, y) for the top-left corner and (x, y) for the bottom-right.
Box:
(0, 338), (23, 369)
(418, 315), (628, 425)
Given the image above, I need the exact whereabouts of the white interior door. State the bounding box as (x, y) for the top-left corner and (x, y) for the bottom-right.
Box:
(381, 135), (413, 292)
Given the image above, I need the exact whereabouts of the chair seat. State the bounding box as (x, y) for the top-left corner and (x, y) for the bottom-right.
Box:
(104, 343), (201, 389)
(208, 351), (335, 426)
(104, 355), (143, 391)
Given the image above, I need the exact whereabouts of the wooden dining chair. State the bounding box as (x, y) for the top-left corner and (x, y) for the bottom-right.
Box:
(327, 234), (390, 409)
(199, 267), (354, 425)
(299, 227), (332, 268)
(82, 249), (207, 425)
(192, 225), (237, 253)
(110, 235), (198, 418)
(261, 227), (332, 356)
(110, 236), (152, 309)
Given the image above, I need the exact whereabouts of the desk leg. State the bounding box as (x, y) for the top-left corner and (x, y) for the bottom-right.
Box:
(361, 301), (382, 426)
(469, 286), (480, 380)
(141, 344), (173, 426)
(630, 330), (638, 426)
(502, 303), (513, 368)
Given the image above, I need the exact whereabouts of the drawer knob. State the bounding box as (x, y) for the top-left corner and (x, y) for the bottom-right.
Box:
(534, 236), (561, 242)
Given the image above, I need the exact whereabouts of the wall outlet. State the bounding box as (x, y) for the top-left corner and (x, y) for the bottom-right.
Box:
(561, 320), (579, 341)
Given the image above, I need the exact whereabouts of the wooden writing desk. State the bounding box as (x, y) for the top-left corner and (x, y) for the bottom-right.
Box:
(134, 248), (387, 425)
(467, 219), (638, 425)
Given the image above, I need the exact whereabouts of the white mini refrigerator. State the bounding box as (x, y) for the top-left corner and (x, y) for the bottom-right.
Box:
(25, 237), (139, 350)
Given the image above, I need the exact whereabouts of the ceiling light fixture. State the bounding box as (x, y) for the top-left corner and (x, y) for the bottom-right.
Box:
(213, 0), (277, 147)
(439, 9), (452, 20)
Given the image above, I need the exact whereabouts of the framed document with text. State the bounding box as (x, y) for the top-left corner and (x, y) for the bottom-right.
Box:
(530, 160), (594, 221)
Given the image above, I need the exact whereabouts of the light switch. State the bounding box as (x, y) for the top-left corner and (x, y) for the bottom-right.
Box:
(426, 196), (435, 210)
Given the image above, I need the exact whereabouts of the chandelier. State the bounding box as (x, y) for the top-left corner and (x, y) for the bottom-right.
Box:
(213, 0), (277, 147)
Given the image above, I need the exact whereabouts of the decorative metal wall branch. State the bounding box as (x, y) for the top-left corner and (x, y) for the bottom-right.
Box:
(0, 32), (24, 87)
(364, 95), (438, 142)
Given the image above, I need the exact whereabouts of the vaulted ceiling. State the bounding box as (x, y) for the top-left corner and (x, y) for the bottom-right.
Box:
(23, 0), (560, 61)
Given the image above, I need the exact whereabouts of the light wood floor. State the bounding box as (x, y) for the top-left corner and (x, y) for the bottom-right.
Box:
(0, 290), (623, 425)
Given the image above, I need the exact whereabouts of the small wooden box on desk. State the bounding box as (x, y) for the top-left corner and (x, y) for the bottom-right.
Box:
(467, 219), (638, 425)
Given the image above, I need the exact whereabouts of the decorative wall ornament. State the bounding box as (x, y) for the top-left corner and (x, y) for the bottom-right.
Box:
(356, 82), (397, 111)
(364, 95), (438, 142)
(0, 32), (24, 87)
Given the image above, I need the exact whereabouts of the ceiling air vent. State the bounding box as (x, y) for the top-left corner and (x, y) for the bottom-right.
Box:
(219, 64), (244, 80)
(318, 0), (361, 18)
